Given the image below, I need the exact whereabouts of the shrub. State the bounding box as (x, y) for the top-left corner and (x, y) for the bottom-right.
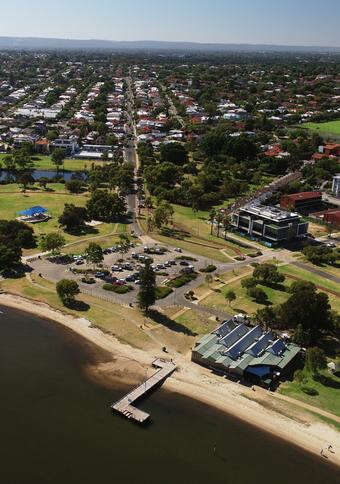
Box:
(155, 286), (173, 299)
(294, 369), (307, 383)
(234, 256), (246, 261)
(102, 283), (132, 294)
(247, 286), (268, 304)
(167, 273), (197, 288)
(200, 264), (217, 273)
(301, 386), (319, 396)
(175, 255), (197, 261)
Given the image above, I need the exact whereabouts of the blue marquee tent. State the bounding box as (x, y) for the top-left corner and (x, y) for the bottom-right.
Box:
(18, 206), (48, 217)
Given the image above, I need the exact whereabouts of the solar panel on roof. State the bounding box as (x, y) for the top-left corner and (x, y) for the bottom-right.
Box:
(267, 339), (286, 356)
(246, 331), (275, 357)
(220, 324), (248, 349)
(214, 319), (237, 337)
(226, 325), (263, 360)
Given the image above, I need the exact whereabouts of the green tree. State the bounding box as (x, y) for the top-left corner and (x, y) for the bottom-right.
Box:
(84, 242), (103, 266)
(58, 204), (89, 233)
(0, 220), (35, 249)
(278, 282), (332, 345)
(209, 208), (216, 235)
(39, 232), (65, 255)
(51, 148), (66, 170)
(205, 273), (214, 287)
(254, 306), (277, 329)
(86, 190), (126, 222)
(0, 242), (22, 272)
(56, 279), (80, 306)
(304, 347), (327, 375)
(248, 286), (268, 304)
(66, 179), (83, 194)
(160, 142), (188, 165)
(138, 260), (156, 313)
(152, 200), (174, 230)
(253, 263), (285, 286)
(38, 177), (49, 190)
(225, 290), (236, 306)
(241, 277), (258, 289)
(118, 233), (131, 256)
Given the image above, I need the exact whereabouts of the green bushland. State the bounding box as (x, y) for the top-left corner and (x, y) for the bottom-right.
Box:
(155, 286), (173, 299)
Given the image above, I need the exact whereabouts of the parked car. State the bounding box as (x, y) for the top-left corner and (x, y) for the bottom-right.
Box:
(179, 261), (189, 266)
(95, 272), (106, 279)
(111, 265), (122, 271)
(75, 260), (84, 265)
(104, 275), (117, 283)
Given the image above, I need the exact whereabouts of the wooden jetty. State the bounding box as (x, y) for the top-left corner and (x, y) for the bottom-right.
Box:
(111, 358), (176, 424)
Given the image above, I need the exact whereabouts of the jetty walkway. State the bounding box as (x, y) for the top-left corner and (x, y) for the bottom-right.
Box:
(111, 358), (176, 423)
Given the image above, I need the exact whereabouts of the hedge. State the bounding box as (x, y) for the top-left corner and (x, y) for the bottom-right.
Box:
(175, 255), (197, 261)
(167, 273), (197, 288)
(200, 264), (217, 273)
(155, 286), (173, 299)
(103, 283), (133, 294)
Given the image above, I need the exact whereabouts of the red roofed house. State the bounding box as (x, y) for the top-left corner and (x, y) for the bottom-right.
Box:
(280, 191), (323, 213)
(323, 144), (340, 157)
(323, 210), (340, 228)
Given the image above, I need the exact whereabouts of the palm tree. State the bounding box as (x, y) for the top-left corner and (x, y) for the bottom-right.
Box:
(215, 212), (223, 238)
(223, 214), (230, 239)
(209, 208), (216, 235)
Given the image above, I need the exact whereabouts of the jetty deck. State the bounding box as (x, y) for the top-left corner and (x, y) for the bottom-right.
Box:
(111, 358), (176, 423)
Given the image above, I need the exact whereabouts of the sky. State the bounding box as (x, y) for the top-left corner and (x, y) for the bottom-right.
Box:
(0, 0), (339, 46)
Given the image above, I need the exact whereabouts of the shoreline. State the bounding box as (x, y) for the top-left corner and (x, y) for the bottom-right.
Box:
(0, 292), (339, 467)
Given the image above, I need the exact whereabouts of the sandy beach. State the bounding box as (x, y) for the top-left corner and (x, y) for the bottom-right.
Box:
(0, 292), (339, 467)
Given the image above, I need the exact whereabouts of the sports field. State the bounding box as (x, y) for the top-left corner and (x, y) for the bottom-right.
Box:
(304, 119), (340, 136)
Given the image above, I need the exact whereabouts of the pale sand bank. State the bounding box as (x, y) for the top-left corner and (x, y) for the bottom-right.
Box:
(0, 293), (339, 467)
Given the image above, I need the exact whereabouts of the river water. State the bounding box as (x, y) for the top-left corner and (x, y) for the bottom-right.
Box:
(0, 306), (338, 484)
(0, 169), (86, 181)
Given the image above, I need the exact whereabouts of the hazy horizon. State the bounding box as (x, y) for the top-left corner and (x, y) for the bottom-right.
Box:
(0, 0), (339, 47)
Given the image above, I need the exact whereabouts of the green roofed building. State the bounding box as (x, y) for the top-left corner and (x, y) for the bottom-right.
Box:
(192, 314), (301, 388)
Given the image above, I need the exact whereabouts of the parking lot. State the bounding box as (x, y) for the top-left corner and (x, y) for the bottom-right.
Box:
(30, 243), (216, 304)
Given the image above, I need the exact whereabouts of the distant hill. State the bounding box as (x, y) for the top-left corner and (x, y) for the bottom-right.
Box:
(0, 37), (339, 53)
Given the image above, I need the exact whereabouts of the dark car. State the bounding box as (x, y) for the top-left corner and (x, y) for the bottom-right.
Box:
(95, 272), (106, 279)
(179, 260), (189, 266)
(104, 275), (117, 283)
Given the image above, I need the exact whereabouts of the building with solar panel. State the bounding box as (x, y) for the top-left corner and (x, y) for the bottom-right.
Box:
(192, 314), (301, 388)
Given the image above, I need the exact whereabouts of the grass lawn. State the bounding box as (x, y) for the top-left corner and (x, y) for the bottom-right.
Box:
(279, 264), (340, 313)
(201, 278), (289, 315)
(0, 274), (201, 354)
(300, 260), (340, 278)
(139, 203), (257, 262)
(307, 221), (329, 238)
(304, 119), (340, 136)
(0, 274), (156, 350)
(0, 188), (115, 251)
(279, 369), (340, 418)
(279, 264), (340, 293)
(0, 153), (104, 171)
(175, 310), (219, 335)
(0, 183), (67, 193)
